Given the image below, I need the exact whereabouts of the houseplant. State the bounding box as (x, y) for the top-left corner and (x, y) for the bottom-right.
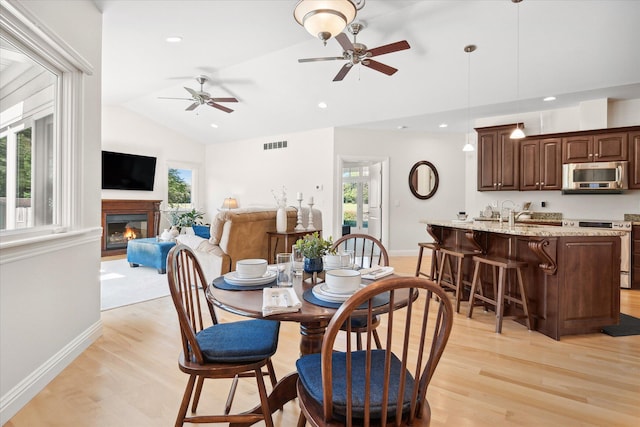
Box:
(168, 207), (205, 235)
(294, 232), (334, 273)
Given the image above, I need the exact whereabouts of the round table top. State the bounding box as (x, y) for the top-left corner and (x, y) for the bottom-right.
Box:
(206, 274), (411, 324)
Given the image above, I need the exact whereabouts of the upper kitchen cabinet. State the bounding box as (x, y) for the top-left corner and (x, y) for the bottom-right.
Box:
(630, 131), (640, 189)
(477, 125), (520, 191)
(562, 132), (628, 163)
(520, 138), (562, 191)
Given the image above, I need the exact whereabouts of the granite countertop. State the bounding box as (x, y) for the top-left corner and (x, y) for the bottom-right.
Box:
(624, 214), (640, 225)
(420, 219), (626, 237)
(473, 217), (562, 225)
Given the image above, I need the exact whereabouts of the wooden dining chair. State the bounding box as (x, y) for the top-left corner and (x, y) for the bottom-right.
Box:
(332, 234), (390, 350)
(167, 244), (280, 427)
(296, 277), (453, 427)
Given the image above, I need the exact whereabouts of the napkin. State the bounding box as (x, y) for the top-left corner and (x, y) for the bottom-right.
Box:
(262, 287), (302, 316)
(360, 265), (395, 280)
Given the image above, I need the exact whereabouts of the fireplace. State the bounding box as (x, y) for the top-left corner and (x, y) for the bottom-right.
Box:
(101, 199), (161, 256)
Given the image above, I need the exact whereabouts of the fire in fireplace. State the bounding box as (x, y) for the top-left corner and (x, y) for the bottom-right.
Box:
(105, 213), (148, 250)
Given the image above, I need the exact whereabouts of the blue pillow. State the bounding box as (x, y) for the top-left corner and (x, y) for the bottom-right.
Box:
(192, 225), (210, 239)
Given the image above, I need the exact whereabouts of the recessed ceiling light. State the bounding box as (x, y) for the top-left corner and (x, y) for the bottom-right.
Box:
(439, 123), (448, 128)
(397, 125), (407, 130)
(318, 101), (328, 109)
(165, 36), (182, 43)
(543, 96), (556, 102)
(210, 123), (218, 128)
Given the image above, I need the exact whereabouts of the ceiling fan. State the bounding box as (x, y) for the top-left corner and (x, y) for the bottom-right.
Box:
(158, 75), (238, 113)
(298, 23), (410, 82)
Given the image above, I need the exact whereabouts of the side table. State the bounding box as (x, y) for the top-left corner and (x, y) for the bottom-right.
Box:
(266, 230), (321, 264)
(127, 237), (176, 274)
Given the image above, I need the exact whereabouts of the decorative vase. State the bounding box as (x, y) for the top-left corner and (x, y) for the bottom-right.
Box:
(276, 207), (287, 233)
(160, 228), (172, 241)
(169, 226), (180, 239)
(304, 257), (323, 274)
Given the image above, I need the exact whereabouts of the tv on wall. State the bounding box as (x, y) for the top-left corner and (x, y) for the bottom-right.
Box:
(102, 150), (157, 191)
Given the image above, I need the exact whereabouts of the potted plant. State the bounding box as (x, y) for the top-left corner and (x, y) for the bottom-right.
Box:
(294, 232), (334, 273)
(168, 207), (205, 235)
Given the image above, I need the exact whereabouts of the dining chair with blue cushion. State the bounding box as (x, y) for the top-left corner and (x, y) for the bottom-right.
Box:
(296, 276), (454, 427)
(167, 244), (279, 427)
(331, 233), (390, 350)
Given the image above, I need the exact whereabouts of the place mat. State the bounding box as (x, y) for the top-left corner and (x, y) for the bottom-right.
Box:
(302, 288), (390, 309)
(211, 276), (276, 291)
(601, 313), (640, 337)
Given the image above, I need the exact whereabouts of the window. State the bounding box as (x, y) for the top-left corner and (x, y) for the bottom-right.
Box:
(168, 167), (193, 209)
(342, 164), (370, 231)
(0, 3), (92, 242)
(0, 37), (56, 231)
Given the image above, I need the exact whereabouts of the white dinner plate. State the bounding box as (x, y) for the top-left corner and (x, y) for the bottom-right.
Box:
(224, 270), (276, 286)
(312, 283), (364, 303)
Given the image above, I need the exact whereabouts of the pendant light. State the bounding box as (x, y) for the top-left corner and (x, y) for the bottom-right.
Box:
(462, 44), (477, 152)
(510, 0), (525, 139)
(293, 0), (363, 45)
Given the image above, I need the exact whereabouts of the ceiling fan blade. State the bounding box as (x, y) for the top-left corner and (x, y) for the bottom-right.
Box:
(207, 101), (234, 113)
(333, 63), (353, 82)
(298, 56), (344, 63)
(335, 33), (354, 52)
(363, 59), (398, 76)
(210, 97), (238, 103)
(184, 87), (198, 97)
(185, 102), (200, 111)
(367, 40), (411, 57)
(158, 97), (194, 100)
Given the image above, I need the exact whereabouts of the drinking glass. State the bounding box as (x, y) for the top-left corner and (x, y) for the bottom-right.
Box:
(276, 252), (293, 287)
(292, 245), (304, 276)
(342, 249), (355, 269)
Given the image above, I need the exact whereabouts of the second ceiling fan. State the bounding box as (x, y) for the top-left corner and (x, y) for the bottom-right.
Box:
(298, 23), (410, 82)
(159, 75), (238, 113)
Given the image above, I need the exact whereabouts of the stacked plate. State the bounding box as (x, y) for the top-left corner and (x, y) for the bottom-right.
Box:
(224, 270), (276, 286)
(312, 283), (364, 303)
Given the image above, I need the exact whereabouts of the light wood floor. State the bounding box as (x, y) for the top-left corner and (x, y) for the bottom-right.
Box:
(6, 257), (640, 426)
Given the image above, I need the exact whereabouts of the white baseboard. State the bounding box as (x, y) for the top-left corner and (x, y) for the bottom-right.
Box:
(0, 320), (103, 424)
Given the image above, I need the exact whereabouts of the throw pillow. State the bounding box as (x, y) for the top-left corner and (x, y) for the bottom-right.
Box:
(192, 225), (211, 239)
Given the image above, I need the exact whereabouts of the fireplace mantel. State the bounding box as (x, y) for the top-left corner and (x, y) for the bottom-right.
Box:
(101, 199), (161, 256)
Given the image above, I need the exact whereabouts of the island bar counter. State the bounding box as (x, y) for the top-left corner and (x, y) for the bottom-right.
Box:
(421, 220), (624, 340)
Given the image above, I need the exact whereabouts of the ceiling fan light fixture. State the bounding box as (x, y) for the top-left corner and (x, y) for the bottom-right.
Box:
(294, 0), (357, 44)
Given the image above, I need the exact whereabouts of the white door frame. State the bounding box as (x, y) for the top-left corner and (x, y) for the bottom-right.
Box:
(335, 155), (390, 246)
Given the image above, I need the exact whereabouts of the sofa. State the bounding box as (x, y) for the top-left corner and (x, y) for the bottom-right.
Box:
(176, 206), (322, 282)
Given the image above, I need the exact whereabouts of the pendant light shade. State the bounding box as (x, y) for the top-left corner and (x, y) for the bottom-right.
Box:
(510, 0), (525, 139)
(294, 0), (358, 44)
(463, 44), (477, 152)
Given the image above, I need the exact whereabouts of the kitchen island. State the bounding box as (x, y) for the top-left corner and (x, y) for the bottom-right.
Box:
(421, 220), (624, 340)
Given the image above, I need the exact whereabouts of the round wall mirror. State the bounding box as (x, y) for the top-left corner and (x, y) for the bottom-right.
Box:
(408, 161), (439, 199)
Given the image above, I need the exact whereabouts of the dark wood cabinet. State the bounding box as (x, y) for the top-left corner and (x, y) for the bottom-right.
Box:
(520, 138), (562, 190)
(477, 125), (519, 191)
(633, 225), (640, 290)
(562, 132), (628, 163)
(630, 131), (640, 189)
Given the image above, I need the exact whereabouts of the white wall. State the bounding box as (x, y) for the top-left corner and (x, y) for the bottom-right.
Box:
(204, 128), (335, 232)
(102, 106), (207, 229)
(0, 0), (102, 422)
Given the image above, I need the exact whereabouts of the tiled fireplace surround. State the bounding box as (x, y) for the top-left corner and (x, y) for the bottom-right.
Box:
(101, 199), (161, 256)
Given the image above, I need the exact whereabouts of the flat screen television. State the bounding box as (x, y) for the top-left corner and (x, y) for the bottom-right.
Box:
(102, 151), (157, 191)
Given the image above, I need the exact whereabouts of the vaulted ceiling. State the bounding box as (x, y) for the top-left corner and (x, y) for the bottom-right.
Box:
(94, 0), (640, 145)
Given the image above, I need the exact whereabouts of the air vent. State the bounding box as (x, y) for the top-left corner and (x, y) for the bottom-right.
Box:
(263, 140), (288, 150)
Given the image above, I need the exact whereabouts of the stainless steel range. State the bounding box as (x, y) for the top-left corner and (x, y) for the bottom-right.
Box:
(562, 219), (632, 288)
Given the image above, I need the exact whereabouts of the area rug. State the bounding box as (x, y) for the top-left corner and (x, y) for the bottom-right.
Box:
(100, 258), (170, 311)
(601, 313), (640, 337)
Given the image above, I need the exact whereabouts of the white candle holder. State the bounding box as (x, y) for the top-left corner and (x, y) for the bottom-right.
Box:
(307, 202), (316, 231)
(294, 198), (305, 231)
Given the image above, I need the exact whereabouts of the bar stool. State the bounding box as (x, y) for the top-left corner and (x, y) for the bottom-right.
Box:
(415, 242), (440, 281)
(467, 255), (532, 333)
(436, 247), (476, 313)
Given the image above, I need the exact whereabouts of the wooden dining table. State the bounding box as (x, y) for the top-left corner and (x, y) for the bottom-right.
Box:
(205, 271), (413, 426)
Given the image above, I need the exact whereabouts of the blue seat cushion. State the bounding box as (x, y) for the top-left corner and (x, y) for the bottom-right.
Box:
(296, 349), (415, 419)
(196, 319), (279, 363)
(192, 225), (211, 239)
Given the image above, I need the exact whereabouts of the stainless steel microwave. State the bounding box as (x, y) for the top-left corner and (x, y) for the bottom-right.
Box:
(562, 161), (628, 194)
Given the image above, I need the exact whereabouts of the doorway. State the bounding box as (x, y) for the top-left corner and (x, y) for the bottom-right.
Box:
(338, 157), (388, 245)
